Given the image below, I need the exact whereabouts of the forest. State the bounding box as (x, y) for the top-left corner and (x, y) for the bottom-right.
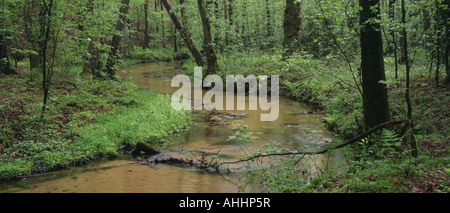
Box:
(0, 0), (449, 193)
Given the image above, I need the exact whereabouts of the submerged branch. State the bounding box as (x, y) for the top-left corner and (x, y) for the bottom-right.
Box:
(220, 119), (407, 165)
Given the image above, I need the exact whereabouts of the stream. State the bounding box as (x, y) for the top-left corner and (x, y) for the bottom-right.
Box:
(0, 61), (344, 193)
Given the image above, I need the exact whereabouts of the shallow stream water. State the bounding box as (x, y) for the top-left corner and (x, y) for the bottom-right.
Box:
(1, 61), (343, 193)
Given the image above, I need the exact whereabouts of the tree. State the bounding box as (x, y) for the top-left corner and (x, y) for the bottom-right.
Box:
(105, 0), (130, 79)
(198, 0), (219, 75)
(23, 0), (40, 71)
(265, 0), (273, 50)
(0, 35), (15, 74)
(401, 0), (417, 157)
(80, 0), (103, 78)
(143, 0), (150, 49)
(359, 0), (390, 131)
(0, 0), (16, 74)
(162, 0), (204, 66)
(282, 0), (301, 57)
(38, 0), (56, 116)
(444, 0), (450, 85)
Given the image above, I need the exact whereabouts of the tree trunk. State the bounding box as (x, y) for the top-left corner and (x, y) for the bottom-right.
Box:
(105, 0), (130, 79)
(173, 25), (178, 52)
(266, 0), (273, 50)
(0, 34), (15, 74)
(445, 0), (450, 85)
(198, 0), (218, 75)
(213, 0), (220, 49)
(143, 0), (150, 49)
(224, 0), (229, 47)
(23, 0), (40, 70)
(359, 0), (390, 131)
(0, 0), (13, 74)
(282, 0), (301, 57)
(241, 0), (248, 51)
(80, 0), (102, 79)
(38, 0), (54, 117)
(401, 0), (417, 157)
(389, 0), (398, 80)
(163, 0), (204, 66)
(160, 0), (165, 47)
(435, 0), (441, 87)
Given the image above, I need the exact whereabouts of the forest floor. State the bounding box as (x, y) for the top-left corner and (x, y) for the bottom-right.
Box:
(0, 63), (191, 178)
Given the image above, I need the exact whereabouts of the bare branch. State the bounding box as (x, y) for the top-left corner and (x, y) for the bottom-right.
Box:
(220, 120), (407, 165)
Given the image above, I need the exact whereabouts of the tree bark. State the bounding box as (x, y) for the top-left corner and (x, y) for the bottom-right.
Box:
(359, 0), (390, 131)
(105, 0), (130, 79)
(282, 0), (301, 57)
(163, 0), (204, 66)
(198, 0), (218, 75)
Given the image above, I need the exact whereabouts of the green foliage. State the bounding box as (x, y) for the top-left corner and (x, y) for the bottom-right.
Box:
(0, 78), (191, 177)
(77, 90), (191, 152)
(129, 47), (190, 63)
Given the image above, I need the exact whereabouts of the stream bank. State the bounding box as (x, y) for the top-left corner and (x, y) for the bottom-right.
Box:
(1, 60), (345, 193)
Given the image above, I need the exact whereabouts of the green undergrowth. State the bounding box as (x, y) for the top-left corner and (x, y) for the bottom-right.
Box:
(128, 47), (191, 64)
(213, 52), (449, 193)
(0, 74), (191, 178)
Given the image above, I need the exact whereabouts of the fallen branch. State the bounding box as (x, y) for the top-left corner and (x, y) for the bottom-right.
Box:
(220, 119), (407, 165)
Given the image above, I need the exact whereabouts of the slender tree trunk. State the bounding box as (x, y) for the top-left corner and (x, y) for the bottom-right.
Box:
(136, 5), (141, 33)
(401, 0), (417, 157)
(160, 0), (165, 47)
(155, 0), (159, 33)
(282, 0), (301, 57)
(389, 0), (398, 80)
(198, 0), (218, 75)
(241, 0), (248, 51)
(435, 0), (441, 87)
(122, 18), (128, 61)
(39, 0), (54, 117)
(163, 0), (204, 66)
(0, 0), (14, 74)
(213, 0), (220, 49)
(105, 0), (130, 79)
(173, 25), (178, 53)
(445, 0), (450, 85)
(23, 0), (40, 70)
(82, 0), (103, 79)
(224, 0), (229, 47)
(266, 0), (273, 50)
(0, 34), (15, 74)
(143, 0), (150, 49)
(359, 0), (390, 131)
